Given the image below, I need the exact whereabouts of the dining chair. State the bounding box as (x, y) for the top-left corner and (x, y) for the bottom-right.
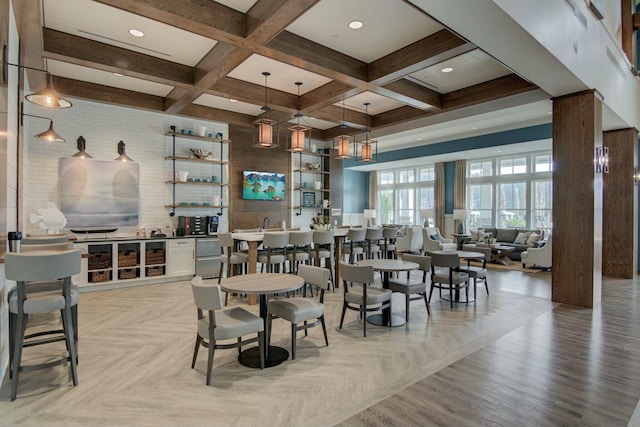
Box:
(382, 227), (399, 259)
(339, 262), (392, 337)
(428, 252), (470, 308)
(308, 231), (335, 291)
(342, 228), (366, 264)
(364, 228), (383, 259)
(217, 232), (249, 305)
(388, 253), (431, 321)
(286, 231), (313, 274)
(457, 246), (491, 298)
(258, 232), (290, 273)
(267, 264), (330, 360)
(190, 277), (264, 385)
(5, 249), (82, 401)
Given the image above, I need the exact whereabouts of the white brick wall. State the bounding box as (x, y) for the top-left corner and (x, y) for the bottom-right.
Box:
(22, 98), (229, 234)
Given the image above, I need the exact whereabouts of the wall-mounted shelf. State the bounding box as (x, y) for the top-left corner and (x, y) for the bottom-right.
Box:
(165, 204), (228, 209)
(293, 169), (330, 175)
(165, 181), (229, 186)
(293, 149), (331, 217)
(164, 156), (229, 165)
(165, 131), (230, 144)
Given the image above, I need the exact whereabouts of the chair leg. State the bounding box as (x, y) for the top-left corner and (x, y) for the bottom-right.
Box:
(8, 312), (15, 380)
(62, 305), (78, 386)
(304, 320), (308, 336)
(191, 335), (202, 368)
(206, 339), (215, 386)
(258, 331), (265, 369)
(405, 294), (410, 322)
(362, 305), (367, 337)
(423, 292), (431, 315)
(320, 315), (329, 346)
(484, 278), (490, 295)
(10, 313), (26, 400)
(449, 284), (454, 309)
(428, 285), (435, 303)
(291, 323), (297, 360)
(218, 262), (224, 284)
(339, 301), (347, 329)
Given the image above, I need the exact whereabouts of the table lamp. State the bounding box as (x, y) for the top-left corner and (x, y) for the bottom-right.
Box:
(363, 209), (377, 227)
(420, 209), (434, 227)
(453, 209), (467, 234)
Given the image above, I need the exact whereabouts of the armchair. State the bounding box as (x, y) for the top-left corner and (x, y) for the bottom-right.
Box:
(521, 235), (552, 269)
(422, 227), (457, 252)
(396, 226), (423, 253)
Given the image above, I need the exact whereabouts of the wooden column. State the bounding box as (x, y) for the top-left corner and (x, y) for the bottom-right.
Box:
(603, 128), (638, 278)
(551, 90), (602, 308)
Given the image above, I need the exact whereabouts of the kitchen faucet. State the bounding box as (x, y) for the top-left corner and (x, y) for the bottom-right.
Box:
(262, 216), (270, 230)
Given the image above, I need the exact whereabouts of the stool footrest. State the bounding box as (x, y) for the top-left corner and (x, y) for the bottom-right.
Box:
(20, 357), (71, 372)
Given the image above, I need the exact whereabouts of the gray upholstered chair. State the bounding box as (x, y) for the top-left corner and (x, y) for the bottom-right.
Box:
(308, 231), (335, 291)
(286, 231), (313, 274)
(190, 277), (264, 385)
(458, 246), (491, 297)
(339, 262), (392, 337)
(382, 227), (399, 259)
(217, 233), (249, 305)
(267, 264), (329, 359)
(342, 228), (366, 264)
(5, 249), (82, 401)
(428, 252), (470, 308)
(22, 234), (70, 245)
(388, 253), (431, 321)
(364, 228), (383, 259)
(258, 232), (290, 273)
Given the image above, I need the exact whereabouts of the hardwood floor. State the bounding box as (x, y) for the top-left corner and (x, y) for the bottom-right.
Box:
(0, 267), (638, 426)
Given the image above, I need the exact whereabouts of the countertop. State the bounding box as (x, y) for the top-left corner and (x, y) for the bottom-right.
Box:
(70, 234), (218, 243)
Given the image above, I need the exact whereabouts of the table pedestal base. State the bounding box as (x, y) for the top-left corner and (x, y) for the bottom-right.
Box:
(367, 313), (406, 327)
(441, 292), (475, 303)
(238, 346), (289, 368)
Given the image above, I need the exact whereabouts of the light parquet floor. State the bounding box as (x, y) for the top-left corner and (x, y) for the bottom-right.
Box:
(2, 267), (629, 426)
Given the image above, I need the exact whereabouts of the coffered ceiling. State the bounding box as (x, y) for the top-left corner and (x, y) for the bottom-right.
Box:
(20, 0), (549, 150)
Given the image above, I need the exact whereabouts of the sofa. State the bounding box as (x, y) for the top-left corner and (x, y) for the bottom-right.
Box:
(521, 235), (552, 269)
(463, 228), (544, 261)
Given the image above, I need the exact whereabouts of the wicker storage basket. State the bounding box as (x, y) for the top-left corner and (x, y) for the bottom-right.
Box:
(145, 249), (165, 265)
(89, 270), (111, 283)
(118, 268), (138, 280)
(118, 250), (138, 267)
(146, 265), (165, 277)
(88, 252), (111, 270)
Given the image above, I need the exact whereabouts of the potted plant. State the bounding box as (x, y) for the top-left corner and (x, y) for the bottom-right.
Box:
(311, 215), (332, 231)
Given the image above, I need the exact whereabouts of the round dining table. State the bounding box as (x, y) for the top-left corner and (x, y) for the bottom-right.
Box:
(221, 273), (304, 368)
(357, 259), (419, 327)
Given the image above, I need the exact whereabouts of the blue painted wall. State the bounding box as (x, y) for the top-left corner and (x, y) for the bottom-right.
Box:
(343, 169), (369, 213)
(342, 124), (552, 215)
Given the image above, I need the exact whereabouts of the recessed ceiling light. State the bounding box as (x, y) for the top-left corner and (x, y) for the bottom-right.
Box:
(229, 99), (238, 103)
(113, 73), (124, 77)
(441, 67), (454, 73)
(349, 20), (363, 30)
(129, 28), (145, 38)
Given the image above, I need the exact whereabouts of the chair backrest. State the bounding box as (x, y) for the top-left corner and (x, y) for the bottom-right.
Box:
(297, 264), (330, 292)
(217, 232), (236, 253)
(401, 253), (431, 273)
(5, 249), (81, 282)
(365, 228), (383, 241)
(346, 228), (366, 243)
(234, 228), (260, 233)
(382, 227), (398, 239)
(22, 234), (69, 245)
(191, 276), (224, 311)
(428, 252), (460, 269)
(262, 232), (290, 249)
(20, 242), (74, 252)
(471, 246), (491, 267)
(340, 261), (374, 287)
(289, 231), (313, 246)
(312, 230), (334, 246)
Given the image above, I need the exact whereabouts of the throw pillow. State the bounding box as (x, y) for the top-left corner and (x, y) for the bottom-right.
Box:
(431, 234), (442, 241)
(527, 233), (542, 246)
(470, 230), (479, 242)
(513, 232), (531, 245)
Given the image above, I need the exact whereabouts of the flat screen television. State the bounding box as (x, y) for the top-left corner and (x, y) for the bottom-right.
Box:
(242, 170), (286, 201)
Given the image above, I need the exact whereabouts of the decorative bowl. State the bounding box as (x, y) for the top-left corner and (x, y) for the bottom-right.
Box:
(305, 162), (320, 171)
(190, 148), (211, 159)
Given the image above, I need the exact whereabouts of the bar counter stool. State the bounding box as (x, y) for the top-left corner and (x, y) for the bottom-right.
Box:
(308, 231), (335, 291)
(5, 249), (82, 401)
(286, 231), (313, 274)
(217, 233), (249, 305)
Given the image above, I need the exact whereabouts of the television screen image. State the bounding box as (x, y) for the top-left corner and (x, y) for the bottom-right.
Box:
(242, 170), (286, 201)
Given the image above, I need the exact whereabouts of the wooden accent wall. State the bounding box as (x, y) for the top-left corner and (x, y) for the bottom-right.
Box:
(328, 151), (343, 226)
(551, 90), (602, 308)
(603, 128), (638, 278)
(228, 124), (291, 231)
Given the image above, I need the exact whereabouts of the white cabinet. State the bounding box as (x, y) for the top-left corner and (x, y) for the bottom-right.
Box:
(167, 238), (195, 276)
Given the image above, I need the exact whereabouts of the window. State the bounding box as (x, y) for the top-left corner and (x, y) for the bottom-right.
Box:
(468, 160), (492, 177)
(534, 154), (552, 172)
(497, 182), (526, 228)
(378, 189), (394, 224)
(379, 171), (394, 185)
(418, 166), (434, 181)
(377, 166), (433, 225)
(532, 180), (552, 234)
(398, 169), (414, 183)
(468, 184), (492, 229)
(499, 156), (526, 175)
(397, 188), (414, 224)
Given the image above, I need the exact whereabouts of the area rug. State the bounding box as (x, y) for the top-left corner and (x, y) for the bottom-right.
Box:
(467, 260), (548, 274)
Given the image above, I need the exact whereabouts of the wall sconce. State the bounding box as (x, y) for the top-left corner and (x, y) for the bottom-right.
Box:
(595, 146), (609, 174)
(72, 136), (93, 158)
(20, 102), (65, 142)
(115, 140), (134, 162)
(3, 45), (72, 108)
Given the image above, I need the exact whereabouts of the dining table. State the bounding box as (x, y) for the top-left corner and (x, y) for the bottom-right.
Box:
(357, 258), (419, 327)
(220, 272), (304, 368)
(429, 249), (485, 303)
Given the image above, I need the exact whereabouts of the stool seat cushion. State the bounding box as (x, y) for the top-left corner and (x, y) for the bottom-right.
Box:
(9, 283), (79, 314)
(268, 298), (323, 323)
(221, 252), (249, 264)
(388, 278), (426, 294)
(258, 254), (286, 264)
(198, 307), (263, 341)
(344, 286), (391, 305)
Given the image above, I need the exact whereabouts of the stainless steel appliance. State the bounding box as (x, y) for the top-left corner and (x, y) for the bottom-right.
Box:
(207, 216), (219, 235)
(195, 237), (221, 279)
(178, 216), (208, 236)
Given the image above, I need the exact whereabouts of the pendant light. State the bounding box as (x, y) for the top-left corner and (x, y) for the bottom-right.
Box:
(287, 82), (310, 152)
(333, 99), (353, 159)
(254, 72), (278, 148)
(3, 45), (72, 108)
(357, 102), (377, 162)
(72, 136), (93, 158)
(115, 140), (134, 162)
(20, 102), (65, 142)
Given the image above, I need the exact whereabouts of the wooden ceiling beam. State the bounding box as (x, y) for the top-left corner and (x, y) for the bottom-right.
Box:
(381, 79), (443, 109)
(311, 105), (366, 128)
(300, 81), (359, 113)
(208, 76), (298, 112)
